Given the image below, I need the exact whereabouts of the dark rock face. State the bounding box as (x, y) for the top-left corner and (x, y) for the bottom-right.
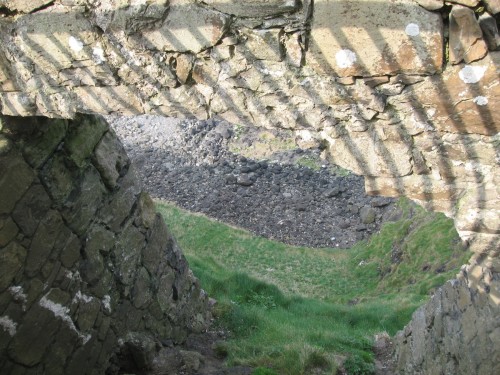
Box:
(0, 114), (210, 374)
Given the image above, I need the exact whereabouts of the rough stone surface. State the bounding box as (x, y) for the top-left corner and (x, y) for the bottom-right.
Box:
(0, 1), (498, 374)
(0, 115), (210, 374)
(309, 0), (443, 77)
(203, 0), (297, 17)
(449, 6), (489, 64)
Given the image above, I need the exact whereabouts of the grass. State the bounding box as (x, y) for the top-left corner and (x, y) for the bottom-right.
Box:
(156, 198), (469, 374)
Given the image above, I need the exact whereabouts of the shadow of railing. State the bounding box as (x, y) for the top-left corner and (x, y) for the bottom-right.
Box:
(0, 0), (498, 301)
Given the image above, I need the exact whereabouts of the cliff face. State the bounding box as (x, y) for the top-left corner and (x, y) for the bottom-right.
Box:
(0, 115), (211, 374)
(0, 0), (499, 373)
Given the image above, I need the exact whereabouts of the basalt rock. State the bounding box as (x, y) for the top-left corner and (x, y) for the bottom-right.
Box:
(0, 114), (210, 374)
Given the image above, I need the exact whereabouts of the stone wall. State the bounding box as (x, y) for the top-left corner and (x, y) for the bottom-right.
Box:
(0, 114), (210, 374)
(0, 0), (498, 373)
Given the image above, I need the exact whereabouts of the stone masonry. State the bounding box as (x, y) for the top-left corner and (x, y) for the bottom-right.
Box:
(0, 0), (499, 374)
(0, 114), (210, 374)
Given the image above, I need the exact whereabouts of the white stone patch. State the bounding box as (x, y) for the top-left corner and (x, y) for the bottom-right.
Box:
(459, 65), (487, 84)
(0, 315), (17, 336)
(92, 45), (106, 64)
(473, 96), (488, 106)
(39, 294), (91, 344)
(68, 36), (84, 52)
(102, 295), (112, 313)
(335, 49), (357, 69)
(73, 291), (94, 304)
(405, 23), (420, 37)
(9, 285), (28, 311)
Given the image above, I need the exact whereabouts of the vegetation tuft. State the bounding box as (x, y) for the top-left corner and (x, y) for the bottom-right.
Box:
(157, 198), (469, 374)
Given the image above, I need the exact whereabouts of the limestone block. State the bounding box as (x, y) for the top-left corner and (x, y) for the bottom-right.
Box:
(309, 0), (443, 77)
(1, 0), (53, 13)
(484, 0), (500, 14)
(175, 54), (194, 84)
(0, 92), (36, 117)
(327, 131), (412, 177)
(203, 0), (297, 17)
(409, 52), (500, 135)
(284, 32), (303, 67)
(142, 3), (230, 53)
(73, 85), (144, 115)
(479, 13), (500, 51)
(244, 29), (284, 62)
(449, 6), (488, 64)
(13, 6), (98, 77)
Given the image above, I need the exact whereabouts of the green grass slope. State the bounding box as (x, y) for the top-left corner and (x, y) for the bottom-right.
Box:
(157, 198), (469, 375)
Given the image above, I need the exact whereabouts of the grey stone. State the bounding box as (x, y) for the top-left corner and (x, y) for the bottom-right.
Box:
(40, 154), (77, 206)
(0, 242), (26, 292)
(93, 130), (130, 190)
(64, 115), (108, 168)
(2, 0), (54, 13)
(60, 233), (81, 269)
(0, 217), (19, 248)
(8, 303), (61, 366)
(360, 206), (376, 224)
(61, 166), (105, 236)
(25, 210), (65, 277)
(0, 148), (35, 215)
(113, 224), (145, 286)
(12, 183), (52, 237)
(479, 13), (500, 51)
(132, 267), (153, 309)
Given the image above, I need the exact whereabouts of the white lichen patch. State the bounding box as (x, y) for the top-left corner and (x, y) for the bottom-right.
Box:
(473, 96), (488, 106)
(0, 315), (17, 336)
(459, 65), (487, 84)
(73, 291), (94, 304)
(8, 285), (28, 311)
(335, 49), (357, 69)
(68, 36), (84, 52)
(92, 45), (106, 64)
(405, 23), (420, 37)
(39, 294), (91, 344)
(102, 295), (112, 313)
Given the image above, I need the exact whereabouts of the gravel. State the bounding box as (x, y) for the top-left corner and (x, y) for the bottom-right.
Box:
(108, 115), (398, 249)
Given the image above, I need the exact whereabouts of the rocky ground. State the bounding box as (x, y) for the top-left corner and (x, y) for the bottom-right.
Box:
(108, 115), (400, 249)
(107, 114), (399, 374)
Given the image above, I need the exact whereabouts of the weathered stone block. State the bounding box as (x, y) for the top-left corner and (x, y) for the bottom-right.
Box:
(73, 86), (144, 116)
(484, 0), (500, 14)
(449, 6), (488, 64)
(203, 0), (297, 17)
(25, 210), (65, 277)
(244, 29), (284, 62)
(113, 223), (145, 286)
(0, 217), (19, 248)
(93, 130), (130, 190)
(12, 184), (51, 237)
(2, 0), (54, 13)
(0, 242), (27, 292)
(479, 13), (500, 51)
(0, 148), (35, 215)
(309, 0), (443, 77)
(408, 52), (500, 135)
(132, 267), (153, 309)
(142, 3), (230, 54)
